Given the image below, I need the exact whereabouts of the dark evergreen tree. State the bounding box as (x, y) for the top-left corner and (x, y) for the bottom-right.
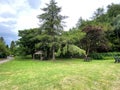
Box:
(38, 0), (66, 60)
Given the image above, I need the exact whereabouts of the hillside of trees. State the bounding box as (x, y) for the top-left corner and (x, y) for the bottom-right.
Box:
(1, 0), (120, 60)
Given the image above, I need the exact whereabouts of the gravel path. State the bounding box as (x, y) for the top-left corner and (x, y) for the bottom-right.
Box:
(0, 56), (14, 64)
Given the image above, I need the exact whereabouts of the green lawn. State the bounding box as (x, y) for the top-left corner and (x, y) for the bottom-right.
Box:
(0, 57), (120, 90)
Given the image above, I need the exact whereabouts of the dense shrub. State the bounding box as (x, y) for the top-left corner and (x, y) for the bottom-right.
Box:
(90, 53), (104, 60)
(0, 52), (7, 58)
(89, 52), (120, 60)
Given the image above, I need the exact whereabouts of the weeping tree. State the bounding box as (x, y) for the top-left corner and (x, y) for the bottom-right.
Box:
(55, 29), (86, 58)
(38, 0), (66, 60)
(55, 44), (85, 58)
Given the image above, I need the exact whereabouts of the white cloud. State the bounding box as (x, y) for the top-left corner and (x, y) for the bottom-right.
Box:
(0, 0), (41, 34)
(0, 4), (16, 15)
(13, 0), (43, 33)
(55, 0), (120, 30)
(1, 0), (120, 32)
(15, 10), (40, 31)
(0, 0), (120, 37)
(38, 0), (120, 30)
(0, 17), (14, 23)
(0, 0), (41, 45)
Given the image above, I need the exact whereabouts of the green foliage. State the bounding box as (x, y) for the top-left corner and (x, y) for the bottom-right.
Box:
(63, 44), (68, 55)
(0, 37), (9, 58)
(113, 14), (120, 30)
(76, 17), (86, 29)
(102, 52), (120, 57)
(107, 3), (120, 18)
(62, 28), (85, 44)
(89, 52), (120, 60)
(76, 4), (120, 54)
(80, 25), (109, 56)
(76, 3), (120, 53)
(37, 0), (67, 60)
(56, 44), (85, 57)
(90, 53), (104, 60)
(10, 41), (16, 55)
(109, 14), (120, 51)
(68, 45), (85, 56)
(38, 0), (65, 34)
(55, 48), (61, 57)
(18, 28), (39, 56)
(17, 2), (120, 59)
(92, 7), (105, 20)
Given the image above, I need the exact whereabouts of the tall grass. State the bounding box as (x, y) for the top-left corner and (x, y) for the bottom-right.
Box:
(0, 57), (120, 90)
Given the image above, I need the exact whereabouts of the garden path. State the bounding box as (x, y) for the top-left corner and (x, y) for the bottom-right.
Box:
(0, 56), (14, 64)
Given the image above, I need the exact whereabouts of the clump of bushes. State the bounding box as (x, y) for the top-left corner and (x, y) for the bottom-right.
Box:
(0, 52), (7, 58)
(89, 52), (120, 60)
(89, 53), (103, 60)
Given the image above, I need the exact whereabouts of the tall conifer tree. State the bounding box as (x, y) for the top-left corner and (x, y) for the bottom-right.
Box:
(38, 0), (66, 60)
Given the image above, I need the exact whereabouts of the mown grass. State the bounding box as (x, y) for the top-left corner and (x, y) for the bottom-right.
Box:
(0, 57), (120, 90)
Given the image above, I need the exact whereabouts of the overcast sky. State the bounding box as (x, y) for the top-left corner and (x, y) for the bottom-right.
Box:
(0, 0), (120, 45)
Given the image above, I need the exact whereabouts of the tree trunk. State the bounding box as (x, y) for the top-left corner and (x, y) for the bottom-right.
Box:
(47, 48), (50, 60)
(86, 48), (89, 57)
(84, 48), (89, 61)
(52, 46), (55, 60)
(32, 54), (34, 59)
